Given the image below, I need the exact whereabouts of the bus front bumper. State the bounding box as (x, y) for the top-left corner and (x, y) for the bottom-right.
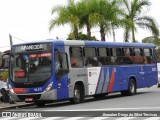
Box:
(9, 89), (57, 102)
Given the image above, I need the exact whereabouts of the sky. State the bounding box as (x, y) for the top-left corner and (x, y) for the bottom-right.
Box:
(0, 0), (160, 52)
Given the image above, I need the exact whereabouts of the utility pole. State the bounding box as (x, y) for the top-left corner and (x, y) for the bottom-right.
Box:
(9, 34), (13, 46)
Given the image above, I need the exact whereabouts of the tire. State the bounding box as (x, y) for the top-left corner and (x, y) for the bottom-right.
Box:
(127, 79), (136, 95)
(70, 84), (84, 104)
(121, 79), (136, 96)
(158, 83), (160, 88)
(35, 101), (46, 107)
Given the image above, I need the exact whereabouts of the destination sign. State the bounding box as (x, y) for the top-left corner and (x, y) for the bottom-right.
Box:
(12, 43), (52, 53)
(21, 44), (43, 51)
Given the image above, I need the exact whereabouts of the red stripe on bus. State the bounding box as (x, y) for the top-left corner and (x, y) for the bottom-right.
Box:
(107, 69), (115, 93)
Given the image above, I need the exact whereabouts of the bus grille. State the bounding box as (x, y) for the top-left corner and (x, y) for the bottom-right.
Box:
(17, 94), (41, 101)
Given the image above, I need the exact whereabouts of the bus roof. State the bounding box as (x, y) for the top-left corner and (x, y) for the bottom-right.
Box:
(13, 39), (156, 48)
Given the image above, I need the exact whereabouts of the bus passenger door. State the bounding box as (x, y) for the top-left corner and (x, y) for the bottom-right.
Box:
(54, 51), (69, 100)
(143, 49), (157, 86)
(139, 65), (146, 87)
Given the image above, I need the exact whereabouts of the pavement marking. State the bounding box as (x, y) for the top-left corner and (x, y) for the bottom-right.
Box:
(0, 117), (20, 120)
(62, 117), (85, 120)
(43, 107), (160, 111)
(0, 117), (63, 120)
(143, 117), (160, 120)
(116, 117), (136, 120)
(41, 117), (63, 120)
(87, 117), (109, 120)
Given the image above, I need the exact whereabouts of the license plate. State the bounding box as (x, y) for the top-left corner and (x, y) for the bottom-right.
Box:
(25, 98), (33, 101)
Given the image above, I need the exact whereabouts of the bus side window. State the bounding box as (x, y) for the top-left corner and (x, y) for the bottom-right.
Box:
(111, 48), (122, 65)
(122, 48), (133, 64)
(144, 48), (153, 64)
(133, 48), (144, 64)
(98, 48), (111, 65)
(69, 47), (84, 68)
(84, 47), (99, 67)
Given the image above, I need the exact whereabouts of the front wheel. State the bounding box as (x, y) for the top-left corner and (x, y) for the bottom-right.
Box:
(70, 84), (84, 104)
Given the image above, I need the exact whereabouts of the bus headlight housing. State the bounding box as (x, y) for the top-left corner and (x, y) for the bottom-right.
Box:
(9, 85), (15, 94)
(44, 82), (53, 92)
(10, 88), (15, 94)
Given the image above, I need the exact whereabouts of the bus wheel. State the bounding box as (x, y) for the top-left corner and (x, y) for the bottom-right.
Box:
(121, 79), (136, 96)
(35, 101), (46, 107)
(127, 79), (136, 95)
(70, 84), (84, 104)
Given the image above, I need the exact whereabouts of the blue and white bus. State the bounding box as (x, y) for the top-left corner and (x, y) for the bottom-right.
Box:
(8, 40), (158, 106)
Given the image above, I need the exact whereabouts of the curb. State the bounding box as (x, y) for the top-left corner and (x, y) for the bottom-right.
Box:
(0, 103), (35, 110)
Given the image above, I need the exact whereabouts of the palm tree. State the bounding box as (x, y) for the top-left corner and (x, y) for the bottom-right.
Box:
(88, 0), (109, 41)
(49, 0), (80, 40)
(122, 0), (159, 42)
(88, 0), (123, 41)
(108, 0), (126, 42)
(76, 0), (92, 39)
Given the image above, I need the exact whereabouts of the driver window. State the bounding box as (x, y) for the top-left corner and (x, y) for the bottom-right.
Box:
(54, 50), (60, 74)
(54, 50), (69, 78)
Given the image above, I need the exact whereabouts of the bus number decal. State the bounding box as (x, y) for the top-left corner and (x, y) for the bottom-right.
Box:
(152, 68), (156, 71)
(34, 87), (42, 92)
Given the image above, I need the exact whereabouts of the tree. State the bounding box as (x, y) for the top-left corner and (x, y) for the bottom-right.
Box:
(49, 0), (80, 40)
(88, 0), (109, 41)
(142, 36), (160, 61)
(88, 0), (123, 41)
(0, 69), (8, 82)
(142, 36), (160, 46)
(108, 0), (127, 42)
(77, 0), (93, 39)
(122, 0), (159, 42)
(67, 32), (96, 40)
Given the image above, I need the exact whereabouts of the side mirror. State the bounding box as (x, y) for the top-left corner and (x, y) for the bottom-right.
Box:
(1, 53), (10, 69)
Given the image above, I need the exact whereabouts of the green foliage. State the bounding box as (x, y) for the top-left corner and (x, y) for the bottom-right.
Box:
(142, 36), (160, 46)
(0, 69), (8, 82)
(142, 36), (160, 62)
(157, 49), (160, 62)
(88, 0), (122, 41)
(67, 32), (96, 40)
(122, 0), (159, 42)
(50, 0), (159, 42)
(49, 0), (80, 39)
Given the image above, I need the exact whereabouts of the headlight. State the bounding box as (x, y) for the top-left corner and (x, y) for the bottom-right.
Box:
(9, 85), (14, 94)
(10, 88), (15, 94)
(44, 82), (53, 92)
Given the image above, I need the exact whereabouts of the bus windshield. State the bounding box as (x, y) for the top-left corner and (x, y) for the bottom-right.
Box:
(10, 52), (52, 83)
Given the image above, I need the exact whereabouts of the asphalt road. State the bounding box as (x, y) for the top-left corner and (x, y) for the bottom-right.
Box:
(11, 85), (160, 112)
